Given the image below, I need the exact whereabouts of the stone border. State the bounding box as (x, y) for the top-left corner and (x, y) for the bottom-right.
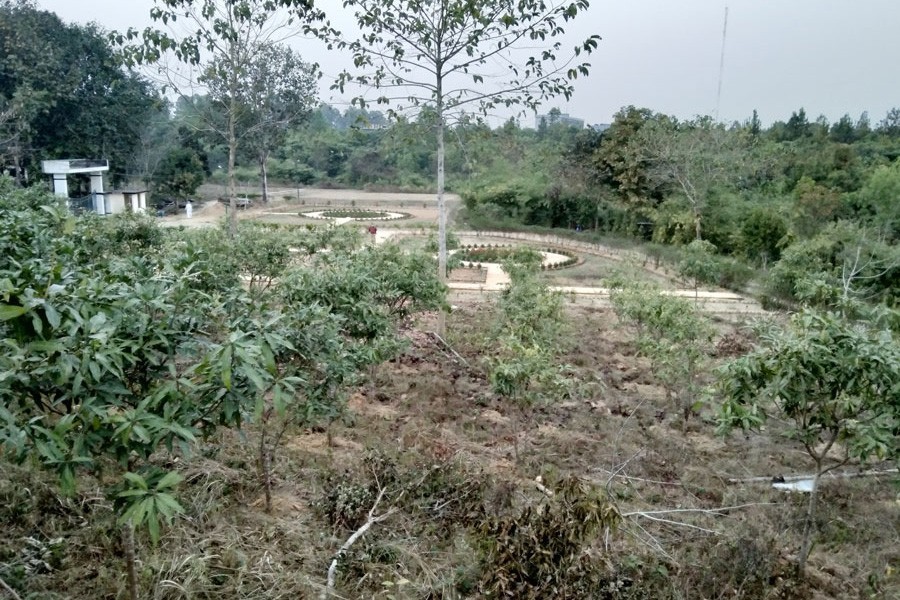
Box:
(454, 243), (579, 270)
(299, 209), (410, 221)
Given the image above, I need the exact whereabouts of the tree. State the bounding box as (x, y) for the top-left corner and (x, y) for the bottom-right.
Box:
(120, 0), (326, 234)
(830, 113), (856, 144)
(877, 107), (900, 138)
(0, 2), (159, 185)
(327, 0), (601, 332)
(767, 222), (900, 307)
(632, 115), (747, 241)
(592, 106), (660, 206)
(781, 107), (811, 141)
(738, 206), (788, 268)
(678, 239), (720, 300)
(854, 159), (900, 241)
(152, 146), (207, 201)
(219, 42), (318, 203)
(717, 309), (899, 573)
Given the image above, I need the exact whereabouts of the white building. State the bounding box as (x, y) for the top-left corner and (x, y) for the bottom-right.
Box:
(41, 159), (147, 215)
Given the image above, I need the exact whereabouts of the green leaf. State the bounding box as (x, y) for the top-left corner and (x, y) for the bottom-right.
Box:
(156, 471), (183, 490)
(123, 472), (149, 490)
(221, 345), (233, 390)
(0, 303), (27, 321)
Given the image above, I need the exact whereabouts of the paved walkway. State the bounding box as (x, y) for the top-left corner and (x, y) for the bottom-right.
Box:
(157, 216), (766, 316)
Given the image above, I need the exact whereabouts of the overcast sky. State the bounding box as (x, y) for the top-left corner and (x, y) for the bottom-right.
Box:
(36, 0), (900, 127)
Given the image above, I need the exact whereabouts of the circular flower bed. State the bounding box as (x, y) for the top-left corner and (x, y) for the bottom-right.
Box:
(299, 208), (409, 221)
(454, 244), (579, 270)
(455, 245), (518, 263)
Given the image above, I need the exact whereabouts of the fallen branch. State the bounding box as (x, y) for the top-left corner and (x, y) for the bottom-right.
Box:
(630, 513), (719, 535)
(622, 503), (776, 518)
(727, 468), (898, 484)
(429, 332), (470, 367)
(622, 503), (777, 536)
(534, 476), (554, 498)
(0, 576), (21, 600)
(321, 487), (396, 600)
(593, 468), (681, 487)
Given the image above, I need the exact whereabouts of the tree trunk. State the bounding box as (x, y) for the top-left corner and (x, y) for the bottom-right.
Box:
(259, 415), (273, 514)
(260, 150), (270, 203)
(228, 120), (238, 238)
(797, 469), (821, 573)
(435, 75), (448, 336)
(123, 524), (138, 600)
(12, 147), (23, 187)
(227, 59), (239, 237)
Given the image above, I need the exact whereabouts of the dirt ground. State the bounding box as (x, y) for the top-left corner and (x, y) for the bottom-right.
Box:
(160, 186), (453, 229)
(4, 299), (895, 599)
(10, 187), (885, 598)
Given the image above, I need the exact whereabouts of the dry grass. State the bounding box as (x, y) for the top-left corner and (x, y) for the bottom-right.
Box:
(0, 304), (896, 599)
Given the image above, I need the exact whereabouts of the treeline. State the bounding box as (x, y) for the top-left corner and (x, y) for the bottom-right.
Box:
(272, 103), (900, 308)
(457, 107), (900, 308)
(2, 2), (897, 309)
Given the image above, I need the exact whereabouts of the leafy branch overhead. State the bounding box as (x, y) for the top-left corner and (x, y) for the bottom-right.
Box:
(329, 0), (601, 116)
(117, 0), (323, 233)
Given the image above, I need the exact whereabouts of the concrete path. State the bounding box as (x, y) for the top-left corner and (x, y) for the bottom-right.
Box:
(156, 215), (767, 316)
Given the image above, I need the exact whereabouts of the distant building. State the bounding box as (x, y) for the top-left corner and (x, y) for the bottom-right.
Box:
(535, 112), (585, 129)
(41, 159), (147, 216)
(589, 123), (612, 133)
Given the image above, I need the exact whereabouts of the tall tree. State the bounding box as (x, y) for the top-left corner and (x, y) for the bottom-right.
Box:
(120, 0), (326, 234)
(236, 43), (318, 203)
(631, 115), (747, 241)
(0, 1), (159, 185)
(326, 0), (601, 331)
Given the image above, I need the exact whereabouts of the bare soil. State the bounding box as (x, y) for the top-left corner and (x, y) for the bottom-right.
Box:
(4, 191), (892, 599)
(5, 303), (891, 600)
(448, 267), (487, 284)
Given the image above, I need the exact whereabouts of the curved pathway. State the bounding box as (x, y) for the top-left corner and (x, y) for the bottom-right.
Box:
(380, 229), (767, 316)
(158, 207), (766, 316)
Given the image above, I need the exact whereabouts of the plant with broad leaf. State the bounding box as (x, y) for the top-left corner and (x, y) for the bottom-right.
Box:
(717, 308), (899, 573)
(607, 277), (714, 423)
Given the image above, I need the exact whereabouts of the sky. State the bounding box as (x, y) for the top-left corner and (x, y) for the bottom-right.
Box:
(35, 0), (900, 128)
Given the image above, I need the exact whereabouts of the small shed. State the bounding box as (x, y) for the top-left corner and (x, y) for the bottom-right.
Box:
(41, 159), (148, 216)
(99, 189), (149, 214)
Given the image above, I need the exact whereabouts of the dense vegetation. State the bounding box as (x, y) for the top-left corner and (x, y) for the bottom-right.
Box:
(0, 182), (896, 598)
(2, 1), (897, 311)
(275, 104), (900, 307)
(0, 1), (898, 598)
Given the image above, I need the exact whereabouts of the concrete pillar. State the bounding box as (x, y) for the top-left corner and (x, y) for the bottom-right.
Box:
(93, 193), (105, 215)
(138, 192), (146, 211)
(51, 174), (68, 197)
(89, 173), (104, 194)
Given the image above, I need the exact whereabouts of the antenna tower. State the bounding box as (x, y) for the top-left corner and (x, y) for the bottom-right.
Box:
(715, 6), (729, 121)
